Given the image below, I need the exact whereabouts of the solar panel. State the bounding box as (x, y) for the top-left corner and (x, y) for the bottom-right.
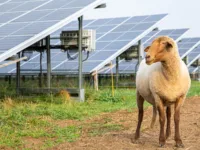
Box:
(4, 14), (167, 74)
(178, 38), (200, 59)
(186, 47), (200, 67)
(0, 0), (105, 63)
(143, 28), (188, 48)
(103, 28), (188, 74)
(188, 66), (198, 74)
(54, 14), (167, 73)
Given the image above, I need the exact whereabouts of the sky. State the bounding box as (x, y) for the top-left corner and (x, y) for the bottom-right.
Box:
(84, 0), (200, 37)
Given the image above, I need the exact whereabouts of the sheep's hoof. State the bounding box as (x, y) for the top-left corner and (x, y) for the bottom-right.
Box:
(134, 133), (140, 141)
(131, 137), (140, 144)
(159, 141), (166, 148)
(176, 143), (184, 148)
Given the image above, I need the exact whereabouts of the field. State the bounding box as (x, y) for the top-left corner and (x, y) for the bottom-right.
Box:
(0, 81), (199, 149)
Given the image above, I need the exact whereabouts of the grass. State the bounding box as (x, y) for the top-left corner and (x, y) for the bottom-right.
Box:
(0, 88), (137, 149)
(187, 80), (200, 97)
(88, 123), (123, 136)
(0, 81), (199, 149)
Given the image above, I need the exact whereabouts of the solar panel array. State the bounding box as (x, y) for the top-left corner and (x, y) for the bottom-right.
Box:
(0, 14), (167, 74)
(0, 0), (104, 63)
(86, 14), (167, 73)
(142, 28), (188, 47)
(186, 47), (200, 67)
(103, 28), (188, 74)
(177, 38), (200, 72)
(188, 66), (199, 74)
(178, 38), (200, 59)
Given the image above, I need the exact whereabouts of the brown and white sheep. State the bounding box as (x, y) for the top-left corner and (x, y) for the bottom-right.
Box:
(133, 36), (191, 147)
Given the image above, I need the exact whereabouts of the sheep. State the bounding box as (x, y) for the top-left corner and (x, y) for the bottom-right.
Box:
(133, 36), (191, 147)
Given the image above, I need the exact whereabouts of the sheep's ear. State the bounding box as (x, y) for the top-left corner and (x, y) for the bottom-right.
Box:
(144, 46), (150, 52)
(165, 41), (173, 51)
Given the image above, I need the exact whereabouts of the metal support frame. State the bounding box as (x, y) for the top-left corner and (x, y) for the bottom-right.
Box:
(135, 40), (143, 75)
(93, 71), (99, 91)
(9, 75), (11, 85)
(39, 51), (43, 87)
(198, 65), (200, 81)
(138, 40), (143, 64)
(115, 56), (119, 88)
(46, 35), (51, 89)
(16, 53), (21, 94)
(185, 56), (188, 65)
(78, 16), (84, 102)
(198, 59), (200, 81)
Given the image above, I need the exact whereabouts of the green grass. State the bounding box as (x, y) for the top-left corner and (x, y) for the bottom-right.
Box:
(0, 81), (199, 149)
(0, 88), (137, 149)
(88, 123), (123, 137)
(187, 80), (200, 97)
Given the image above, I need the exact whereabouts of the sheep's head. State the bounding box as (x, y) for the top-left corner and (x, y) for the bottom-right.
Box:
(144, 36), (176, 65)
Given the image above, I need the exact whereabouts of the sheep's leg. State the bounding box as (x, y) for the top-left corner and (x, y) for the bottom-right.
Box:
(133, 91), (144, 141)
(157, 101), (166, 147)
(166, 106), (171, 139)
(150, 105), (157, 128)
(174, 97), (184, 148)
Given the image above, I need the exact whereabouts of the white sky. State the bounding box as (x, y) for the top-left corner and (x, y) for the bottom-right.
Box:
(84, 0), (200, 37)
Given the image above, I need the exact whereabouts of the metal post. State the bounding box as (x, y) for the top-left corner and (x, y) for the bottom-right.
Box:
(9, 75), (11, 85)
(39, 51), (42, 87)
(46, 35), (51, 89)
(138, 40), (143, 64)
(16, 53), (21, 94)
(78, 16), (84, 101)
(94, 71), (99, 91)
(186, 56), (188, 65)
(116, 57), (119, 88)
(198, 59), (200, 81)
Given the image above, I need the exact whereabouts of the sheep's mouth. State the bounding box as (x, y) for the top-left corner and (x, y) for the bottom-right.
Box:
(146, 59), (154, 65)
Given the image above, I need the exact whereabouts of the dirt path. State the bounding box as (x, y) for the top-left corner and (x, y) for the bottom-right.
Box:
(52, 97), (200, 150)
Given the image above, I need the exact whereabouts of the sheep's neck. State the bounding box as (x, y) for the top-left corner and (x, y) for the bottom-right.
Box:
(161, 55), (181, 82)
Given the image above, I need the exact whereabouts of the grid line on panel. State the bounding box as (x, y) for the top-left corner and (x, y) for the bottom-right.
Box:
(51, 20), (98, 70)
(143, 28), (188, 48)
(193, 67), (199, 73)
(0, 0), (11, 6)
(6, 14), (167, 74)
(9, 40), (62, 73)
(0, 1), (25, 13)
(0, 0), (104, 64)
(98, 15), (150, 42)
(0, 2), (55, 50)
(88, 18), (116, 26)
(186, 47), (200, 67)
(187, 55), (200, 67)
(103, 29), (188, 74)
(0, 0), (52, 28)
(144, 29), (175, 45)
(7, 4), (100, 72)
(179, 38), (200, 59)
(51, 17), (137, 71)
(5, 0), (48, 13)
(0, 2), (81, 39)
(96, 17), (132, 41)
(89, 14), (167, 72)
